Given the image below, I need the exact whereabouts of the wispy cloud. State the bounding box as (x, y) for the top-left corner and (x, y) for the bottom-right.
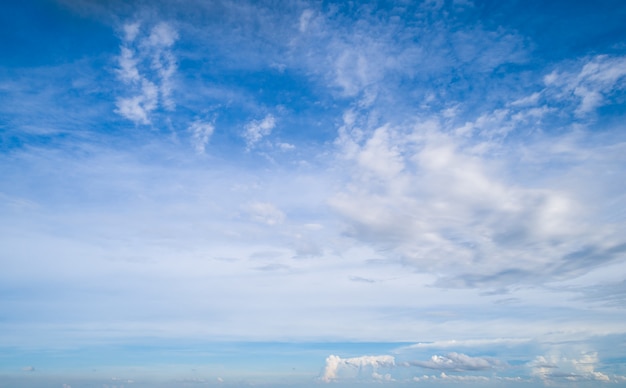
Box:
(188, 120), (215, 154)
(243, 114), (276, 150)
(245, 201), (285, 225)
(544, 55), (626, 116)
(398, 338), (530, 350)
(115, 21), (178, 125)
(413, 373), (492, 383)
(289, 2), (528, 109)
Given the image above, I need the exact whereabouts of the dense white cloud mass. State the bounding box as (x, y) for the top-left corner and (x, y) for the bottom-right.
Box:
(321, 352), (512, 383)
(321, 354), (395, 382)
(334, 118), (575, 287)
(528, 352), (626, 384)
(1, 0), (626, 386)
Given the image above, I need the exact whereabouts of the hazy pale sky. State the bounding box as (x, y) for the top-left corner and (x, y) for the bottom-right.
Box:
(1, 0), (626, 387)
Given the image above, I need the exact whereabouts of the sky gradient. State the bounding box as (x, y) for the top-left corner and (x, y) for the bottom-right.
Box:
(2, 0), (626, 386)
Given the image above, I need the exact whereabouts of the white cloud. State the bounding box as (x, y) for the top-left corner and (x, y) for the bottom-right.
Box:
(114, 79), (158, 125)
(334, 50), (374, 97)
(299, 9), (315, 33)
(5, 2), (626, 380)
(114, 21), (178, 124)
(117, 46), (140, 82)
(321, 355), (343, 382)
(291, 9), (393, 98)
(528, 352), (626, 384)
(243, 114), (276, 149)
(330, 106), (624, 289)
(245, 201), (285, 225)
(413, 372), (491, 382)
(543, 55), (626, 116)
(371, 371), (394, 381)
(409, 352), (504, 371)
(178, 377), (207, 384)
(356, 125), (404, 178)
(148, 22), (178, 47)
(148, 23), (178, 110)
(288, 4), (527, 104)
(189, 120), (215, 154)
(277, 142), (295, 151)
(321, 354), (395, 382)
(399, 338), (530, 350)
(123, 21), (140, 42)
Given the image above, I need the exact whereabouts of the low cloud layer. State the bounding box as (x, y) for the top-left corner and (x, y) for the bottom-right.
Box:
(408, 352), (505, 371)
(321, 355), (395, 382)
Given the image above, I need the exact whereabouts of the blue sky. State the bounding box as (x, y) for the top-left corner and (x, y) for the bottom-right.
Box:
(1, 0), (626, 386)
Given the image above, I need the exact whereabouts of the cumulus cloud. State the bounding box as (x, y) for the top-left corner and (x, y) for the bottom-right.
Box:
(320, 39), (626, 294)
(529, 352), (625, 383)
(330, 71), (626, 289)
(409, 352), (504, 371)
(114, 21), (178, 125)
(335, 119), (558, 283)
(243, 114), (276, 149)
(321, 354), (395, 382)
